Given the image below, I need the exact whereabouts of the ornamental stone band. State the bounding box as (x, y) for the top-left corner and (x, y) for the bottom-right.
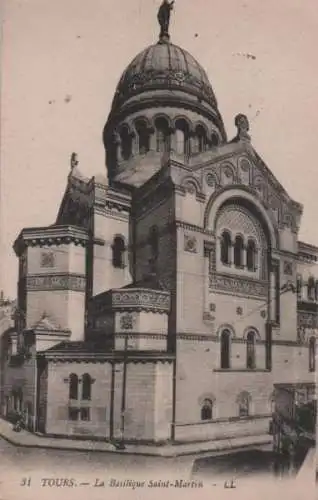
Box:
(112, 289), (171, 312)
(26, 274), (86, 292)
(210, 273), (268, 298)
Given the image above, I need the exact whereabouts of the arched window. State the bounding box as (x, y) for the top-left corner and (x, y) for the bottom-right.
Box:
(211, 132), (219, 147)
(234, 235), (244, 268)
(112, 236), (126, 268)
(246, 239), (256, 271)
(220, 329), (231, 369)
(246, 331), (256, 369)
(196, 125), (207, 153)
(308, 276), (315, 301)
(155, 118), (170, 153)
(82, 373), (92, 401)
(220, 231), (231, 265)
(237, 392), (250, 417)
(69, 374), (78, 400)
(201, 399), (213, 420)
(135, 120), (150, 154)
(120, 126), (132, 160)
(309, 337), (316, 372)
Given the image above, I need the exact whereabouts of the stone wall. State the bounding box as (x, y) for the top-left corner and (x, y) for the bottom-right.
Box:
(175, 416), (269, 442)
(26, 290), (85, 341)
(45, 361), (112, 438)
(44, 359), (173, 442)
(174, 337), (314, 441)
(93, 209), (132, 296)
(24, 243), (86, 340)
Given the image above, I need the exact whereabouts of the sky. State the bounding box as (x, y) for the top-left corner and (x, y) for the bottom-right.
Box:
(1, 0), (318, 299)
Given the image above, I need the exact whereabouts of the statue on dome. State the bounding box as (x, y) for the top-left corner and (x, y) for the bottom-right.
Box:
(70, 152), (78, 170)
(157, 0), (174, 41)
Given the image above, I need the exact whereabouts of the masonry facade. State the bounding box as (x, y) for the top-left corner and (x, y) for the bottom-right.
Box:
(1, 21), (317, 445)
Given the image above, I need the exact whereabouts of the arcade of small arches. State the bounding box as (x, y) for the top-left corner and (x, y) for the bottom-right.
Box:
(200, 392), (252, 421)
(68, 373), (94, 422)
(219, 328), (259, 370)
(220, 230), (258, 272)
(219, 328), (316, 372)
(112, 116), (221, 162)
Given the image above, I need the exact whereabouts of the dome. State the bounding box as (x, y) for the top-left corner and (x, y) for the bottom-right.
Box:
(111, 41), (218, 113)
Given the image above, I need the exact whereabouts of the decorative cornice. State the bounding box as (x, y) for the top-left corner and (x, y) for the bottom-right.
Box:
(210, 272), (268, 299)
(26, 273), (86, 292)
(115, 333), (167, 340)
(175, 220), (214, 236)
(176, 333), (217, 341)
(14, 226), (89, 256)
(106, 95), (226, 143)
(93, 205), (130, 222)
(297, 251), (318, 264)
(41, 352), (175, 364)
(175, 333), (308, 347)
(112, 289), (171, 313)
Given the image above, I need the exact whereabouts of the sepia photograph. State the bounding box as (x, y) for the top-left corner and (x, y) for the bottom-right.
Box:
(0, 1), (317, 499)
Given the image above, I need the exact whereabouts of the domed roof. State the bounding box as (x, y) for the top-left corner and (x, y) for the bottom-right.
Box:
(111, 41), (218, 112)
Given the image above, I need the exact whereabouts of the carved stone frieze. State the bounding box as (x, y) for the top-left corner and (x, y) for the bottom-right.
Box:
(40, 251), (55, 268)
(119, 313), (134, 330)
(205, 172), (218, 188)
(239, 158), (251, 172)
(283, 260), (293, 276)
(112, 289), (170, 313)
(115, 68), (217, 109)
(210, 273), (268, 298)
(184, 234), (197, 253)
(26, 274), (86, 292)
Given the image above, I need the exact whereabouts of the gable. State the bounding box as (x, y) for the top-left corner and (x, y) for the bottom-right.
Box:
(178, 143), (303, 235)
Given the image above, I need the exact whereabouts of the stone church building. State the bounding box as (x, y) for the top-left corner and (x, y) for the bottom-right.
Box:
(1, 11), (317, 446)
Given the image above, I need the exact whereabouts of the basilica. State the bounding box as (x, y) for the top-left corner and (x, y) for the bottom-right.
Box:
(1, 8), (317, 447)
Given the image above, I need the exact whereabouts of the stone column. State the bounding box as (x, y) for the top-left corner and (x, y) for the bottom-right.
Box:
(113, 133), (122, 162)
(168, 126), (176, 153)
(148, 126), (155, 152)
(130, 131), (137, 156)
(203, 240), (216, 318)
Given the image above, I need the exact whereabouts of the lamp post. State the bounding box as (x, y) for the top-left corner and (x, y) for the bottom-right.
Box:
(118, 333), (128, 450)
